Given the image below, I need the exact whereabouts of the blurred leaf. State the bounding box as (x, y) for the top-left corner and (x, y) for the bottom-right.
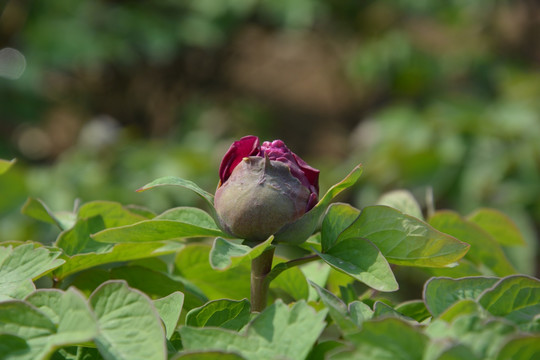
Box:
(321, 203), (360, 252)
(373, 301), (414, 322)
(496, 335), (540, 360)
(335, 318), (428, 360)
(0, 333), (28, 359)
(180, 300), (327, 360)
(21, 198), (75, 230)
(185, 299), (251, 331)
(478, 275), (540, 330)
(315, 238), (398, 292)
(153, 291), (184, 339)
(209, 236), (273, 270)
(340, 206), (469, 267)
(466, 208), (525, 246)
(269, 261), (309, 302)
(394, 300), (431, 322)
(55, 216), (109, 256)
(423, 276), (499, 317)
(274, 165), (363, 244)
(89, 280), (166, 360)
(429, 211), (516, 276)
(377, 189), (423, 220)
(0, 244), (64, 300)
(173, 352), (245, 360)
(438, 299), (482, 323)
(309, 281), (359, 336)
(0, 158), (16, 175)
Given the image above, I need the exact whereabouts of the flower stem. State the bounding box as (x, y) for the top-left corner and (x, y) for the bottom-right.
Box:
(250, 247), (275, 312)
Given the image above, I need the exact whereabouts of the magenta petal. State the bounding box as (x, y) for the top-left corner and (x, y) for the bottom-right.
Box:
(219, 135), (260, 184)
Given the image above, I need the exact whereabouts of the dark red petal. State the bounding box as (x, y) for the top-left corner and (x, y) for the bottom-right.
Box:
(292, 153), (320, 194)
(219, 135), (260, 184)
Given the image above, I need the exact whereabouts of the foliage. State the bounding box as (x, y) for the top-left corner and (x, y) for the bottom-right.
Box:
(1, 159), (538, 360)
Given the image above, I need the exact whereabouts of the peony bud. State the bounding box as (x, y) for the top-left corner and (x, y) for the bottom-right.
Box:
(215, 136), (319, 241)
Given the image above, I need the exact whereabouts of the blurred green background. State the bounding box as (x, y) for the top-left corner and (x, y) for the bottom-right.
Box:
(1, 0), (539, 275)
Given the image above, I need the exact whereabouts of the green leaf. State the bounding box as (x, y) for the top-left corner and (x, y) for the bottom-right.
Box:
(314, 238), (398, 291)
(0, 244), (64, 300)
(136, 176), (216, 218)
(467, 208), (525, 247)
(496, 335), (540, 360)
(0, 333), (28, 359)
(321, 203), (360, 252)
(185, 299), (251, 331)
(269, 261), (309, 302)
(394, 300), (431, 322)
(423, 276), (499, 318)
(373, 301), (415, 322)
(173, 352), (245, 360)
(337, 318), (428, 360)
(153, 292), (184, 339)
(349, 301), (374, 327)
(156, 207), (217, 227)
(54, 241), (184, 280)
(209, 237), (273, 270)
(478, 275), (540, 329)
(89, 280), (166, 360)
(438, 299), (482, 323)
(0, 288), (97, 360)
(180, 300), (328, 360)
(434, 344), (481, 360)
(174, 244), (251, 301)
(109, 266), (203, 312)
(0, 158), (16, 175)
(21, 198), (75, 230)
(377, 189), (423, 220)
(309, 281), (359, 335)
(92, 219), (228, 243)
(429, 211), (516, 276)
(77, 201), (150, 228)
(339, 206), (469, 267)
(426, 315), (517, 360)
(274, 165), (363, 244)
(56, 216), (109, 256)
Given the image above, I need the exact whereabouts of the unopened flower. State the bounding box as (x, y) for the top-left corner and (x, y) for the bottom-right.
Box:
(214, 135), (319, 241)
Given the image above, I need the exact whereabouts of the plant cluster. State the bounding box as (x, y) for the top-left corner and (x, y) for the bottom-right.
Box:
(0, 152), (538, 360)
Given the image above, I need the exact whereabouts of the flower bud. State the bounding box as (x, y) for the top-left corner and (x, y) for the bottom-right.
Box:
(215, 136), (319, 241)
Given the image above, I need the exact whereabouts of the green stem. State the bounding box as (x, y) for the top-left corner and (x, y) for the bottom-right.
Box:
(250, 247), (275, 312)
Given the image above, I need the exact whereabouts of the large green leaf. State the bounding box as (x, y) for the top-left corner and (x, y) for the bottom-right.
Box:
(153, 292), (184, 339)
(0, 158), (16, 175)
(180, 300), (327, 360)
(478, 275), (540, 330)
(136, 176), (217, 219)
(314, 238), (398, 292)
(0, 244), (64, 300)
(89, 280), (166, 360)
(274, 165), (363, 244)
(268, 261), (309, 302)
(333, 318), (428, 360)
(185, 299), (251, 331)
(338, 206), (469, 267)
(466, 208), (525, 247)
(209, 237), (273, 270)
(321, 203), (360, 252)
(77, 201), (151, 227)
(0, 334), (28, 359)
(92, 219), (228, 243)
(423, 276), (499, 318)
(429, 211), (516, 276)
(0, 288), (97, 360)
(55, 216), (110, 256)
(54, 241), (184, 280)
